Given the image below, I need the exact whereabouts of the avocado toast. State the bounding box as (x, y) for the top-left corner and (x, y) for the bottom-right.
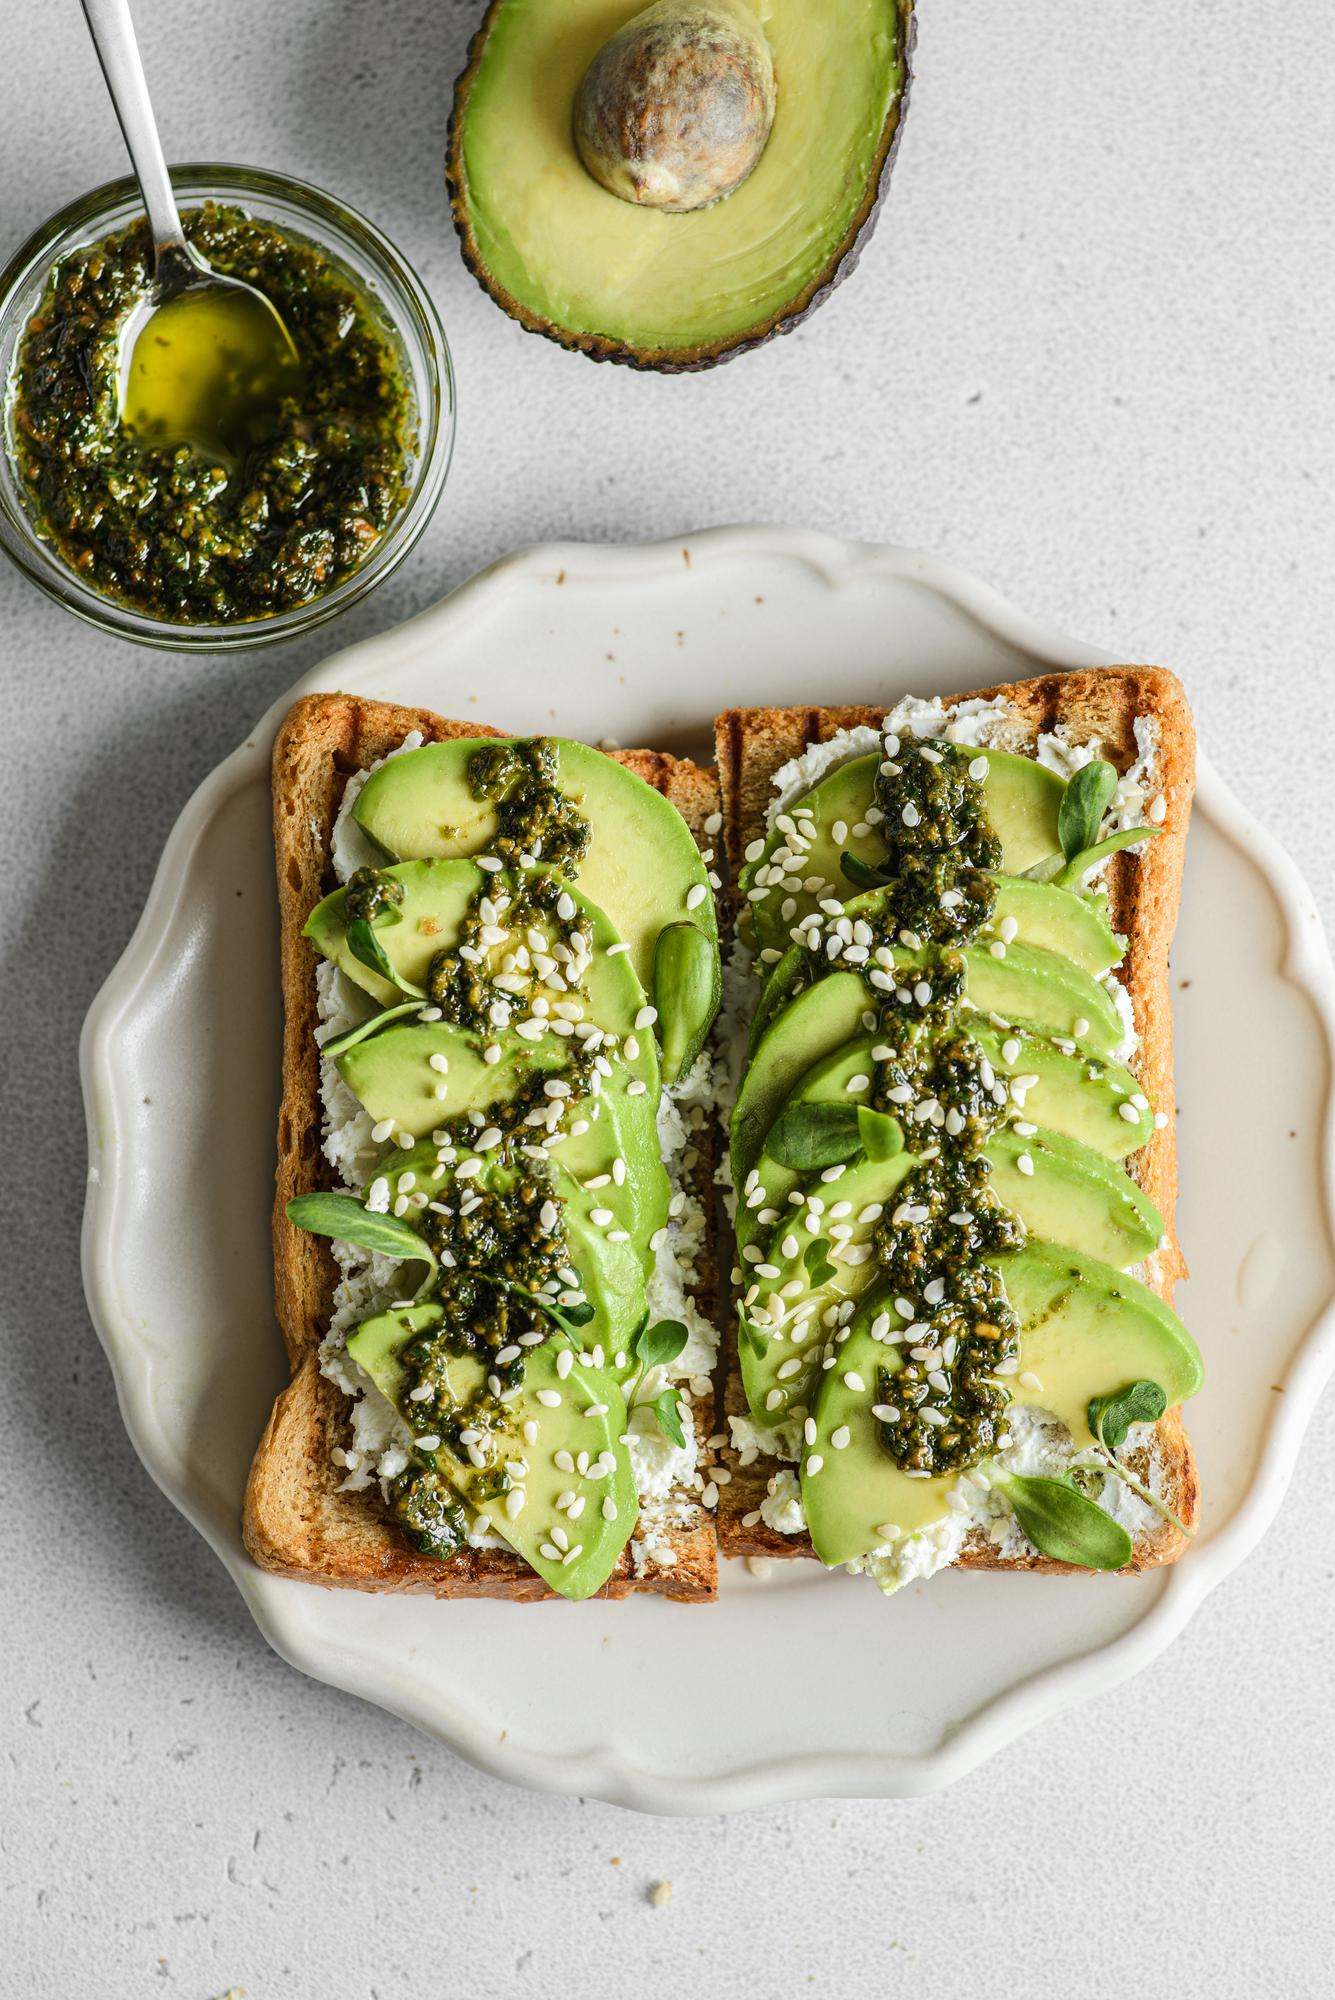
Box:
(244, 694), (723, 1601)
(713, 669), (1202, 1587)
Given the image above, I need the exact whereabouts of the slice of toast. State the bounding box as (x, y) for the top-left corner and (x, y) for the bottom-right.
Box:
(713, 667), (1199, 1574)
(244, 693), (721, 1601)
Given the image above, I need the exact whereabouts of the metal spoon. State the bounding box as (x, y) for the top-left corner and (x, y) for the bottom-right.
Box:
(81, 0), (300, 458)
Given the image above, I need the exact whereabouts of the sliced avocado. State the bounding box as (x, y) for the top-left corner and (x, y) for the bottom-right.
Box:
(446, 0), (914, 370)
(986, 1127), (1163, 1268)
(760, 1025), (1155, 1176)
(352, 738), (717, 997)
(752, 928), (1125, 1066)
(348, 1305), (637, 1601)
(731, 970), (870, 1187)
(745, 747), (1066, 953)
(803, 1244), (1202, 1568)
(740, 1048), (1159, 1258)
(305, 859), (660, 1095)
(738, 1151), (914, 1423)
(983, 876), (1121, 976)
(370, 1140), (657, 1356)
(337, 1022), (666, 1242)
(741, 1130), (1163, 1423)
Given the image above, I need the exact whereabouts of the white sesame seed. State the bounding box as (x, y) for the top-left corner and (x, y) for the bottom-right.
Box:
(1016, 1153), (1035, 1176)
(806, 1453), (825, 1473)
(686, 883), (708, 910)
(536, 1389), (562, 1407)
(370, 1118), (395, 1143)
(505, 1489), (526, 1519)
(1118, 1101), (1141, 1124)
(901, 802), (920, 828)
(831, 1426), (851, 1450)
(635, 1005), (658, 1030)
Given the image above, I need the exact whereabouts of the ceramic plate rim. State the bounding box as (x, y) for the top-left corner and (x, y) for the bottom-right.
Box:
(79, 526), (1335, 1813)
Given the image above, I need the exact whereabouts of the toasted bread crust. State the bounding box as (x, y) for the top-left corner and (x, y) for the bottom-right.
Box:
(713, 668), (1199, 1575)
(244, 694), (721, 1602)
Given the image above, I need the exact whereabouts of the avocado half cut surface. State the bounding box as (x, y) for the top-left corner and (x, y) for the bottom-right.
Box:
(446, 0), (916, 370)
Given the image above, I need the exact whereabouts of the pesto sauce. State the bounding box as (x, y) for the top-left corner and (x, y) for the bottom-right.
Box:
(11, 202), (414, 623)
(795, 733), (1031, 1477)
(375, 742), (605, 1557)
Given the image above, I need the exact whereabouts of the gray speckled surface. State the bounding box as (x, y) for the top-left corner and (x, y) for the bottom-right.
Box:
(4, 2), (1335, 1994)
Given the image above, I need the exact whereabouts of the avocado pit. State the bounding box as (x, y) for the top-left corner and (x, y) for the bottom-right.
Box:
(573, 0), (776, 214)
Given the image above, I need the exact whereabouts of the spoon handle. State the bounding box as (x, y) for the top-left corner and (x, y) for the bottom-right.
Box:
(80, 0), (191, 272)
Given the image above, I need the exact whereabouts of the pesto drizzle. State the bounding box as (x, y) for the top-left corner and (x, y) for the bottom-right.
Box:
(796, 733), (1030, 1478)
(371, 742), (606, 1555)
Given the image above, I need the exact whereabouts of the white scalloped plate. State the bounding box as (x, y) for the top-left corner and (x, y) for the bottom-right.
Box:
(81, 529), (1335, 1813)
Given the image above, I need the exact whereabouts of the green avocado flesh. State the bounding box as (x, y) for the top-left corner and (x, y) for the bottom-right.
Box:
(290, 736), (723, 1601)
(734, 929), (1127, 1186)
(739, 1131), (1164, 1423)
(729, 716), (1197, 1577)
(306, 858), (659, 1095)
(348, 1302), (637, 1600)
(803, 1247), (1202, 1567)
(739, 1026), (1152, 1226)
(745, 747), (1067, 952)
(338, 1029), (668, 1246)
(353, 737), (717, 995)
(750, 930), (1125, 1060)
(450, 0), (913, 362)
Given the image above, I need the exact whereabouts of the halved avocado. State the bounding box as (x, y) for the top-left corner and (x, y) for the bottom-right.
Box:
(446, 0), (916, 370)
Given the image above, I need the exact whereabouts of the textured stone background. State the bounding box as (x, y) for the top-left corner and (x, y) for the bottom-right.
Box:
(3, 2), (1333, 1994)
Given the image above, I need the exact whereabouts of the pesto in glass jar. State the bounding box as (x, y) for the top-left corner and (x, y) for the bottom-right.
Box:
(10, 202), (415, 624)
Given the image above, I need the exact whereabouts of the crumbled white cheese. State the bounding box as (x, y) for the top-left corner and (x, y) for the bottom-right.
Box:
(767, 726), (881, 825)
(626, 1401), (699, 1500)
(329, 729), (425, 883)
(850, 1407), (1165, 1595)
(314, 960), (379, 1188)
(1103, 972), (1140, 1061)
(728, 1411), (801, 1465)
(759, 1467), (806, 1535)
(318, 1241), (414, 1490)
(883, 693), (1031, 753)
(1110, 715), (1161, 832)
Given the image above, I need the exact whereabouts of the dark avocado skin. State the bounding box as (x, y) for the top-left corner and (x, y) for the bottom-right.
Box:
(444, 0), (917, 372)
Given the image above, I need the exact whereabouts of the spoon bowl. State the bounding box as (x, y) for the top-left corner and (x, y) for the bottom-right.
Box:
(83, 0), (301, 461)
(120, 260), (302, 464)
